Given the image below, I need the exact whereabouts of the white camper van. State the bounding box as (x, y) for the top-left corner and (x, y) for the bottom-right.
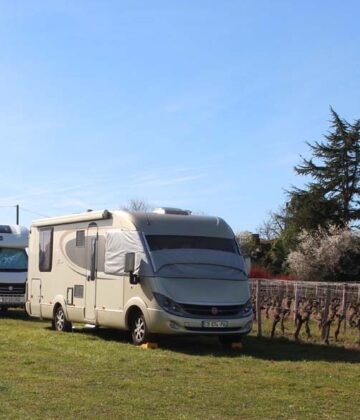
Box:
(26, 208), (253, 345)
(0, 225), (29, 311)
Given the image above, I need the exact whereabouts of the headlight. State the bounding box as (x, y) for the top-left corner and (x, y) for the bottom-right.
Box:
(238, 299), (253, 317)
(153, 292), (185, 316)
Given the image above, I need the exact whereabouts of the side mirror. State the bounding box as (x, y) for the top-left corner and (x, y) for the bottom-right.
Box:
(124, 252), (139, 285)
(244, 257), (251, 276)
(124, 252), (135, 273)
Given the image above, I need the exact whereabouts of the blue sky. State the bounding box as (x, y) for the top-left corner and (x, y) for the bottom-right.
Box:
(1, 0), (360, 232)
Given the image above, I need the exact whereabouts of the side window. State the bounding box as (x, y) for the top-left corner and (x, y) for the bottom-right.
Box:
(39, 228), (53, 272)
(76, 230), (85, 247)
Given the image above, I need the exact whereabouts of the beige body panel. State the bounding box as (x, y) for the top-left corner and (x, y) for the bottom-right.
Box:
(27, 215), (133, 328)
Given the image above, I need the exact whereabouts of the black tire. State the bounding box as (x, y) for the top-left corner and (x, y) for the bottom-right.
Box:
(54, 305), (72, 332)
(0, 307), (8, 313)
(130, 311), (148, 345)
(219, 334), (242, 348)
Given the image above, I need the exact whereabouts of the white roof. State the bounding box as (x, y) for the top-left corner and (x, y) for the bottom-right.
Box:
(31, 209), (235, 238)
(0, 225), (29, 248)
(32, 210), (111, 227)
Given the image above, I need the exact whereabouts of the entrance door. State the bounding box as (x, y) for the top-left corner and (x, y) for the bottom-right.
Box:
(85, 224), (98, 321)
(30, 278), (41, 317)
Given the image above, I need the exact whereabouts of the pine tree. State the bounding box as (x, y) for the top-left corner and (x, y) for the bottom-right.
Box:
(294, 108), (360, 226)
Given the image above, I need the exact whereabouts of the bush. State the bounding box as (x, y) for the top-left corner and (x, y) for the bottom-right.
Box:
(287, 225), (360, 282)
(250, 264), (295, 280)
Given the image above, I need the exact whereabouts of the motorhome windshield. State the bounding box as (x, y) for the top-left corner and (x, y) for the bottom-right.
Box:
(0, 248), (28, 272)
(145, 235), (238, 254)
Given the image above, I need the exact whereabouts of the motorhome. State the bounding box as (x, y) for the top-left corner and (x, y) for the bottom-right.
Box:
(0, 225), (29, 311)
(26, 208), (253, 345)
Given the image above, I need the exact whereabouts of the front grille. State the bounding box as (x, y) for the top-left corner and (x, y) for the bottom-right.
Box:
(0, 283), (25, 296)
(180, 303), (242, 318)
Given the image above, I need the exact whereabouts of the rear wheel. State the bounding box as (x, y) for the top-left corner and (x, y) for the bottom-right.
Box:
(130, 312), (148, 345)
(0, 307), (8, 313)
(54, 305), (72, 332)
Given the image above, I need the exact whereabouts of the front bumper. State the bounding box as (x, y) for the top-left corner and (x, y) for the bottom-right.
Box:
(147, 308), (253, 335)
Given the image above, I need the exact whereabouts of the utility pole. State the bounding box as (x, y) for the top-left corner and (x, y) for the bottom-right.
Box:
(16, 204), (19, 225)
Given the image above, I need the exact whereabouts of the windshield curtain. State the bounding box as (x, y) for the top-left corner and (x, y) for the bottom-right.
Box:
(145, 235), (238, 254)
(0, 248), (28, 272)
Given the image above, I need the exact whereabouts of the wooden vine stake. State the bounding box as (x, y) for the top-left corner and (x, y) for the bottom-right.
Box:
(321, 286), (331, 340)
(294, 283), (299, 325)
(342, 283), (348, 333)
(256, 279), (262, 337)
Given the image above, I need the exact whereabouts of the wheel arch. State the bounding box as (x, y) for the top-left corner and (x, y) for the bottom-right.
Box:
(125, 305), (144, 330)
(124, 297), (149, 328)
(52, 295), (70, 320)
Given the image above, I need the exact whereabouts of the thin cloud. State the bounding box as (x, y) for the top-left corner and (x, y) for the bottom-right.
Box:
(132, 174), (203, 189)
(49, 198), (90, 209)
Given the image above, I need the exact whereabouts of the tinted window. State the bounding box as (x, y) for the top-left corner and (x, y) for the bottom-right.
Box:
(146, 235), (238, 254)
(0, 248), (28, 272)
(0, 225), (12, 234)
(39, 228), (53, 272)
(76, 230), (85, 247)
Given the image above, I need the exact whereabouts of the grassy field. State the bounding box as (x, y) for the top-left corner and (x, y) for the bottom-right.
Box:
(0, 310), (359, 419)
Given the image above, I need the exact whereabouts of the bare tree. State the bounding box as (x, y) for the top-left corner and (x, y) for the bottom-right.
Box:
(121, 199), (152, 212)
(257, 209), (286, 240)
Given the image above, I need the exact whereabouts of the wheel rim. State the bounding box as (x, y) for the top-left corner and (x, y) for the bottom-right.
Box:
(134, 317), (145, 342)
(56, 309), (65, 330)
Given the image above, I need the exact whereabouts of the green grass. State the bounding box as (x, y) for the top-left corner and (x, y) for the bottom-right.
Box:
(0, 310), (359, 420)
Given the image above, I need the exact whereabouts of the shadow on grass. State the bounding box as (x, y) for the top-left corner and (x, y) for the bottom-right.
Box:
(240, 335), (360, 363)
(155, 335), (360, 363)
(71, 326), (131, 343)
(3, 310), (359, 363)
(71, 325), (360, 363)
(0, 308), (34, 322)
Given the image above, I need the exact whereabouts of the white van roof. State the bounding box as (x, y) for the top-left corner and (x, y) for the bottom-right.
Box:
(32, 209), (235, 238)
(0, 225), (29, 248)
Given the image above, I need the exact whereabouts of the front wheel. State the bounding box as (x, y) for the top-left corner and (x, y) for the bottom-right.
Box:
(54, 305), (72, 332)
(130, 312), (149, 345)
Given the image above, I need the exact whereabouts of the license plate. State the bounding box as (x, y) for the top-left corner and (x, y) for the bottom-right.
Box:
(0, 296), (25, 304)
(202, 320), (228, 328)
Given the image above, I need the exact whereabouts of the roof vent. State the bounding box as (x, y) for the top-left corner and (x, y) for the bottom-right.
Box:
(152, 207), (192, 216)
